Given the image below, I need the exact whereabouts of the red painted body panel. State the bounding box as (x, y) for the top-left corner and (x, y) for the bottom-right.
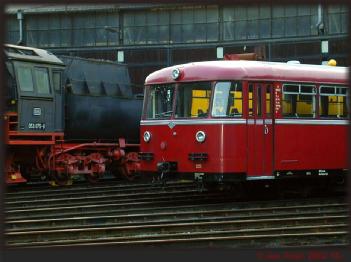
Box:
(274, 124), (348, 170)
(140, 123), (247, 173)
(141, 120), (348, 177)
(247, 120), (274, 177)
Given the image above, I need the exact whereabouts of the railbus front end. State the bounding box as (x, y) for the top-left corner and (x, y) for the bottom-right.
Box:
(140, 80), (247, 184)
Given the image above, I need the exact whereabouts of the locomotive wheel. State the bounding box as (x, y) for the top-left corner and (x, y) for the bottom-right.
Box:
(51, 170), (72, 186)
(86, 173), (100, 184)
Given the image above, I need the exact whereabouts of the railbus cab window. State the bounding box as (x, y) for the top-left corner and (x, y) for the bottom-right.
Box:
(175, 82), (211, 118)
(146, 84), (175, 119)
(319, 85), (348, 118)
(17, 66), (34, 92)
(212, 81), (243, 117)
(282, 84), (316, 118)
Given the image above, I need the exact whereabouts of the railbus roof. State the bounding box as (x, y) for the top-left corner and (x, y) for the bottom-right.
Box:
(145, 60), (348, 86)
(4, 44), (64, 66)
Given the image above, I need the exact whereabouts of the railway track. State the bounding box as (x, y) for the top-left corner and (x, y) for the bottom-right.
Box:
(5, 180), (195, 200)
(4, 181), (348, 248)
(5, 183), (203, 210)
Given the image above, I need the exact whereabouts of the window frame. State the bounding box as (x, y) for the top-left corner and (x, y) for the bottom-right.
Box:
(16, 65), (35, 94)
(145, 84), (176, 120)
(174, 81), (212, 119)
(211, 81), (244, 118)
(282, 83), (317, 118)
(319, 84), (348, 119)
(52, 70), (63, 93)
(33, 67), (52, 96)
(14, 61), (53, 98)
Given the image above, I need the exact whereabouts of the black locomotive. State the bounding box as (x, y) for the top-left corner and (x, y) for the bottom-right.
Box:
(4, 44), (142, 185)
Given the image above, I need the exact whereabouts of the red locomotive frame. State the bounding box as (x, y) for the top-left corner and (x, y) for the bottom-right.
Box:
(5, 112), (140, 185)
(139, 60), (348, 184)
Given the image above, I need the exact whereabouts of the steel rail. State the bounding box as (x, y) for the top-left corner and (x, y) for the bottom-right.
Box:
(5, 181), (195, 199)
(5, 191), (348, 249)
(5, 203), (348, 232)
(5, 194), (234, 220)
(6, 219), (348, 248)
(9, 224), (348, 246)
(5, 215), (348, 242)
(6, 196), (346, 221)
(7, 224), (348, 248)
(5, 187), (206, 209)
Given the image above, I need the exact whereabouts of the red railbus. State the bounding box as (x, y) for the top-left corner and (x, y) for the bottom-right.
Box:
(139, 60), (348, 186)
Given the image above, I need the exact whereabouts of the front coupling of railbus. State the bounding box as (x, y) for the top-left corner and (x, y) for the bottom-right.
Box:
(156, 161), (178, 174)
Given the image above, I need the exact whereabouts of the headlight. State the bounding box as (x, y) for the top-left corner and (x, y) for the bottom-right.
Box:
(195, 131), (206, 143)
(172, 68), (181, 80)
(143, 131), (152, 142)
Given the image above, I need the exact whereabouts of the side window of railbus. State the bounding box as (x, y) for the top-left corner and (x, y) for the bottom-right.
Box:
(146, 84), (175, 119)
(319, 85), (348, 118)
(212, 82), (243, 118)
(248, 84), (254, 117)
(282, 84), (316, 118)
(256, 85), (262, 117)
(266, 85), (272, 118)
(175, 82), (211, 118)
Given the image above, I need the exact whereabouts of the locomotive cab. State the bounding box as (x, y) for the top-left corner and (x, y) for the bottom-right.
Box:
(4, 44), (65, 134)
(4, 44), (65, 184)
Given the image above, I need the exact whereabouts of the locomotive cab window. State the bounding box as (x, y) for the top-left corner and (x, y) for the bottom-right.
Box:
(17, 66), (34, 93)
(212, 81), (243, 118)
(34, 67), (51, 95)
(319, 85), (348, 118)
(282, 84), (316, 118)
(145, 84), (175, 119)
(53, 71), (62, 92)
(175, 82), (212, 118)
(5, 62), (18, 104)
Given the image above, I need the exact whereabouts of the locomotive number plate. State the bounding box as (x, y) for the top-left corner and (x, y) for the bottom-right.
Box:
(28, 122), (46, 130)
